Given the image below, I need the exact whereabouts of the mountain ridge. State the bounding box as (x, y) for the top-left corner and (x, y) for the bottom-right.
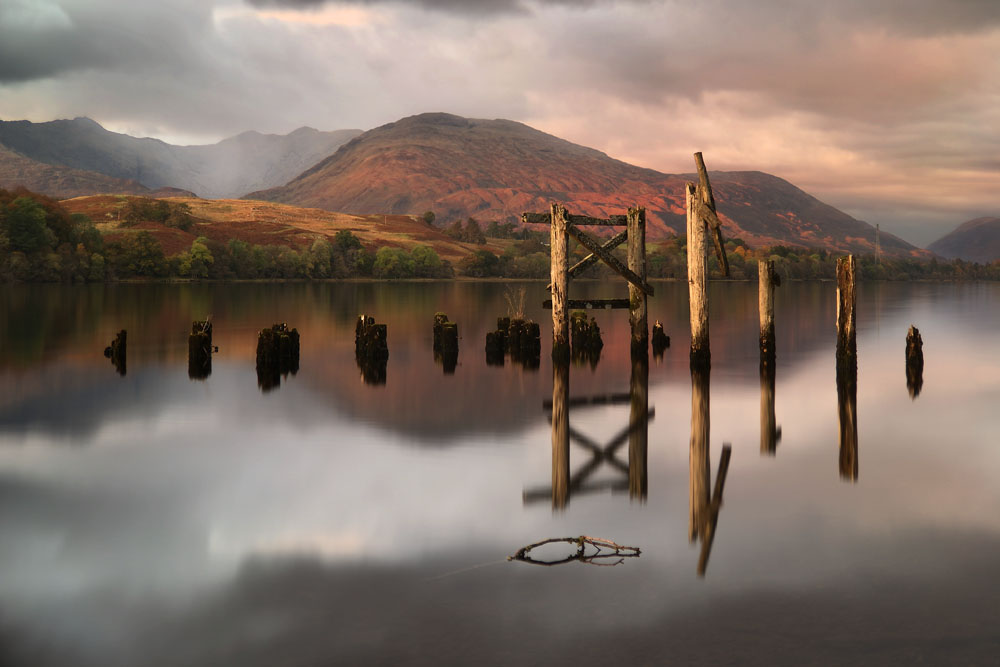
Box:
(928, 217), (1000, 263)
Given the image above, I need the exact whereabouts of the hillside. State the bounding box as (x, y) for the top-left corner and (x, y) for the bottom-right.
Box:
(249, 112), (922, 257)
(927, 217), (1000, 263)
(0, 117), (361, 199)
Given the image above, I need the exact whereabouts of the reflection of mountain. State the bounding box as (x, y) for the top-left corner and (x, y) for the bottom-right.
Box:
(0, 282), (891, 444)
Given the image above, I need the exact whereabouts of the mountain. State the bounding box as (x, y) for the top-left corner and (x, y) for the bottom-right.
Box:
(927, 217), (1000, 263)
(0, 117), (361, 199)
(248, 112), (921, 256)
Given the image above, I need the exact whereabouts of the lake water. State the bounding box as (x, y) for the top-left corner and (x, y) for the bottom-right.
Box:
(1, 281), (1000, 665)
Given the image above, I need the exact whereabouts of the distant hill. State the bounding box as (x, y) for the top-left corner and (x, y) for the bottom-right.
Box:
(249, 112), (922, 256)
(928, 217), (1000, 263)
(0, 117), (361, 199)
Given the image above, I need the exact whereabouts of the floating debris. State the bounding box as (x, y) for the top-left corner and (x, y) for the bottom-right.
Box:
(508, 536), (640, 567)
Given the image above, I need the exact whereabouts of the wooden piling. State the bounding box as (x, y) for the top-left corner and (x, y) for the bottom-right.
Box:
(687, 183), (710, 369)
(836, 255), (857, 371)
(552, 361), (570, 509)
(104, 329), (127, 376)
(905, 325), (923, 398)
(688, 365), (710, 541)
(758, 259), (778, 365)
(550, 203), (570, 362)
(628, 353), (649, 501)
(188, 320), (213, 380)
(627, 206), (648, 357)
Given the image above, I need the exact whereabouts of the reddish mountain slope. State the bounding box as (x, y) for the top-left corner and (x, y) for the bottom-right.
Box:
(249, 113), (921, 256)
(927, 217), (1000, 263)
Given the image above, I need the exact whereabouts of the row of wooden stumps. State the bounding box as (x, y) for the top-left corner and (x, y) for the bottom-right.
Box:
(355, 315), (388, 385)
(485, 317), (541, 368)
(256, 323), (300, 391)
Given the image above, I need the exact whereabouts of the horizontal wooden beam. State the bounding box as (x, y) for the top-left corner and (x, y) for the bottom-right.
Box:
(522, 212), (628, 226)
(522, 479), (628, 504)
(566, 223), (654, 296)
(546, 229), (628, 289)
(542, 393), (631, 409)
(543, 298), (631, 309)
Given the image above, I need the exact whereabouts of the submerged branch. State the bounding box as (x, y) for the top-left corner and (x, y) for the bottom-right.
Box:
(508, 536), (641, 567)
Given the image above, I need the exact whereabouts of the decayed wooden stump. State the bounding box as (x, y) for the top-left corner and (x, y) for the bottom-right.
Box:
(836, 255), (857, 372)
(651, 320), (670, 357)
(256, 323), (300, 391)
(905, 325), (923, 398)
(103, 329), (127, 376)
(188, 320), (213, 380)
(570, 310), (603, 368)
(432, 313), (458, 374)
(627, 206), (648, 357)
(550, 203), (570, 362)
(759, 259), (780, 366)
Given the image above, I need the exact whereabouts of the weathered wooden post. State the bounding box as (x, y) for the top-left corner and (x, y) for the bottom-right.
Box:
(627, 206), (648, 357)
(552, 361), (570, 509)
(836, 255), (857, 371)
(104, 329), (127, 376)
(759, 259), (779, 365)
(905, 325), (923, 398)
(688, 365), (710, 541)
(628, 352), (649, 501)
(550, 202), (570, 363)
(697, 444), (731, 577)
(188, 320), (213, 380)
(687, 183), (710, 369)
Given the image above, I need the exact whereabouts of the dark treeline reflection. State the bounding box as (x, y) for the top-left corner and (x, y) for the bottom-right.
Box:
(530, 354), (652, 510)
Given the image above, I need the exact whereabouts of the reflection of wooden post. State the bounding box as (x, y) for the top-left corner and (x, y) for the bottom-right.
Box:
(627, 206), (648, 357)
(760, 362), (779, 455)
(687, 183), (710, 369)
(550, 203), (570, 362)
(836, 255), (856, 370)
(698, 444), (731, 577)
(628, 352), (649, 501)
(552, 361), (570, 509)
(689, 366), (710, 541)
(694, 152), (729, 278)
(837, 364), (858, 481)
(759, 259), (777, 364)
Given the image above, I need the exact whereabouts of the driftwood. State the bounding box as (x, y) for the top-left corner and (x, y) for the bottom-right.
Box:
(508, 536), (641, 567)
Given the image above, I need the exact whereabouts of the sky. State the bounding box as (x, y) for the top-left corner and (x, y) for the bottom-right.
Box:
(0, 0), (998, 246)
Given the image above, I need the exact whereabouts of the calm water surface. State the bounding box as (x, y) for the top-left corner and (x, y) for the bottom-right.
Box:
(1, 281), (999, 665)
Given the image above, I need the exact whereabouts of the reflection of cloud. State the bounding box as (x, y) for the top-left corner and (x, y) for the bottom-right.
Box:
(209, 529), (368, 559)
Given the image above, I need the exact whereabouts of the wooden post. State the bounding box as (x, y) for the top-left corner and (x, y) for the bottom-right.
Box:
(836, 255), (857, 371)
(628, 352), (649, 501)
(687, 183), (710, 369)
(550, 203), (570, 362)
(552, 361), (570, 509)
(688, 366), (710, 542)
(759, 259), (778, 365)
(627, 206), (648, 357)
(905, 325), (923, 399)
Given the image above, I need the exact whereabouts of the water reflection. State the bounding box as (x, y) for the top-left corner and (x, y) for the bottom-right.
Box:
(103, 329), (127, 376)
(688, 366), (732, 576)
(837, 363), (859, 481)
(759, 360), (780, 455)
(530, 356), (652, 509)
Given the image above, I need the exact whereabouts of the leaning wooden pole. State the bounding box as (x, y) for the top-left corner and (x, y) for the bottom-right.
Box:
(550, 203), (570, 362)
(627, 206), (648, 357)
(836, 255), (857, 371)
(758, 259), (777, 366)
(687, 183), (710, 369)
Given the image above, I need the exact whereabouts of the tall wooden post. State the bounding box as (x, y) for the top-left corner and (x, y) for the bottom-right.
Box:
(550, 203), (570, 362)
(836, 255), (856, 370)
(688, 366), (710, 542)
(552, 361), (570, 509)
(687, 183), (710, 369)
(759, 259), (777, 365)
(628, 352), (649, 501)
(627, 206), (648, 357)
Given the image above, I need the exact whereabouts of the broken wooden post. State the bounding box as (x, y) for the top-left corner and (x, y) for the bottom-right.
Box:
(687, 183), (710, 369)
(694, 152), (730, 278)
(697, 443), (732, 577)
(355, 315), (388, 385)
(485, 316), (507, 366)
(628, 352), (649, 501)
(188, 320), (213, 380)
(759, 259), (779, 366)
(432, 313), (458, 375)
(103, 329), (127, 376)
(688, 365), (710, 542)
(256, 323), (300, 391)
(836, 255), (857, 372)
(552, 361), (570, 510)
(570, 310), (603, 367)
(905, 325), (923, 399)
(651, 320), (670, 358)
(627, 206), (648, 357)
(550, 202), (570, 363)
(760, 361), (781, 455)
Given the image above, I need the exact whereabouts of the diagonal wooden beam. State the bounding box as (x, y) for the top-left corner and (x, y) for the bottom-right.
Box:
(694, 152), (730, 278)
(546, 229), (628, 289)
(566, 223), (654, 296)
(522, 212), (628, 226)
(697, 443), (732, 576)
